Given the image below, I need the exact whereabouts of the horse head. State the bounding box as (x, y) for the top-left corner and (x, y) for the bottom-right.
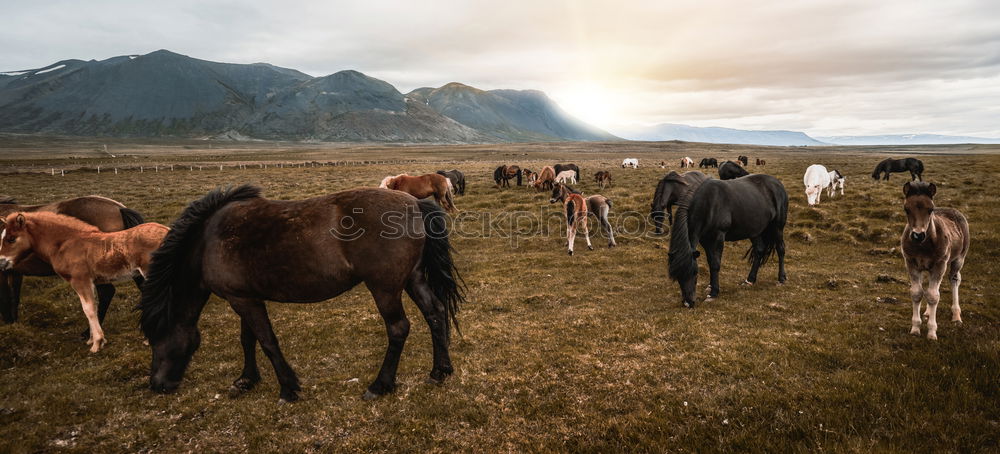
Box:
(903, 182), (937, 243)
(0, 213), (31, 270)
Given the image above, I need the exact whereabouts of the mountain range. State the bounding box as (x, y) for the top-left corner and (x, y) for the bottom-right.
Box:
(613, 123), (827, 146)
(815, 134), (1000, 146)
(0, 50), (618, 143)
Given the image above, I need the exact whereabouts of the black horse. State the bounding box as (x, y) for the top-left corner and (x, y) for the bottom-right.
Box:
(718, 161), (749, 180)
(554, 163), (580, 182)
(650, 171), (709, 234)
(738, 155), (749, 166)
(698, 158), (718, 168)
(139, 185), (464, 402)
(668, 175), (788, 308)
(436, 169), (466, 195)
(871, 158), (924, 181)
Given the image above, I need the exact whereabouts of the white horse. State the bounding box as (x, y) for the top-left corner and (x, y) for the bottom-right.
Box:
(803, 164), (831, 206)
(621, 158), (639, 169)
(828, 170), (845, 197)
(555, 170), (578, 184)
(680, 157), (694, 168)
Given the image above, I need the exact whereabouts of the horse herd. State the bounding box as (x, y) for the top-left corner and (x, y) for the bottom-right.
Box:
(0, 155), (969, 402)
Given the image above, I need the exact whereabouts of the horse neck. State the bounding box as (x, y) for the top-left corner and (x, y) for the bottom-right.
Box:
(23, 215), (100, 259)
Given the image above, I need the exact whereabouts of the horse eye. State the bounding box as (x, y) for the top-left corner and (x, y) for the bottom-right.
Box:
(5, 237), (14, 243)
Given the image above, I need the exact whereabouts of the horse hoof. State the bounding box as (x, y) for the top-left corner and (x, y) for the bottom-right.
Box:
(954, 319), (963, 325)
(682, 301), (693, 308)
(740, 280), (754, 286)
(568, 250), (573, 256)
(279, 392), (299, 403)
(425, 376), (443, 385)
(927, 333), (938, 341)
(909, 327), (921, 336)
(362, 390), (381, 401)
(587, 246), (594, 251)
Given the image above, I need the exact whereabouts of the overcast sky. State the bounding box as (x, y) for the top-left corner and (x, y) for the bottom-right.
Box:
(2, 0), (998, 137)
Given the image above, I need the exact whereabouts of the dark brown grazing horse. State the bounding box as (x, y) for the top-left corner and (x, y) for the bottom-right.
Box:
(139, 185), (465, 402)
(533, 166), (556, 191)
(594, 171), (612, 189)
(0, 212), (168, 352)
(435, 169), (466, 195)
(380, 173), (457, 212)
(901, 182), (969, 340)
(738, 155), (749, 166)
(0, 195), (144, 325)
(650, 171), (709, 234)
(493, 165), (522, 188)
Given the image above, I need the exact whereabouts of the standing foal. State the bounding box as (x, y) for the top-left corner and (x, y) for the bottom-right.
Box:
(549, 183), (592, 255)
(901, 182), (970, 340)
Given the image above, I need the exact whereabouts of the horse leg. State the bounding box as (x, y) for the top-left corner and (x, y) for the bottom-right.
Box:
(70, 279), (105, 352)
(405, 271), (453, 383)
(601, 206), (616, 248)
(703, 235), (724, 299)
(924, 267), (946, 340)
(582, 216), (593, 251)
(81, 284), (116, 340)
(776, 233), (787, 284)
(949, 258), (964, 323)
(227, 298), (301, 402)
(907, 267), (924, 336)
(566, 220), (576, 255)
(0, 271), (16, 323)
(229, 318), (262, 397)
(365, 287), (410, 400)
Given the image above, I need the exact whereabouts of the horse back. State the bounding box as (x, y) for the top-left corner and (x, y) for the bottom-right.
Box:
(200, 189), (424, 302)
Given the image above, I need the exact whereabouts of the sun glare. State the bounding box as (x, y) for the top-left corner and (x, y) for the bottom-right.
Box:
(552, 83), (620, 130)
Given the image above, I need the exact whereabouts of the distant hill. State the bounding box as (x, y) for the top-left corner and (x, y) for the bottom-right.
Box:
(0, 50), (615, 143)
(817, 134), (1000, 145)
(614, 123), (826, 146)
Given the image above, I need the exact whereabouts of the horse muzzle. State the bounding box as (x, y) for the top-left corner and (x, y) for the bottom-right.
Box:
(548, 198), (557, 203)
(150, 376), (180, 394)
(0, 257), (12, 271)
(910, 231), (927, 243)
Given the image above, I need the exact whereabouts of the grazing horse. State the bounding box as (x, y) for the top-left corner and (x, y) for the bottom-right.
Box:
(380, 173), (456, 212)
(803, 164), (832, 206)
(0, 212), (167, 352)
(493, 165), (522, 188)
(533, 166), (556, 191)
(668, 175), (788, 308)
(680, 157), (694, 168)
(551, 184), (616, 249)
(718, 161), (749, 180)
(827, 170), (845, 197)
(699, 158), (718, 168)
(622, 158), (639, 169)
(872, 157), (924, 181)
(548, 183), (592, 255)
(554, 163), (580, 182)
(756, 158), (766, 166)
(594, 171), (612, 189)
(523, 169), (538, 186)
(0, 195), (145, 325)
(138, 185), (465, 402)
(436, 169), (466, 196)
(738, 155), (749, 166)
(650, 171), (709, 234)
(901, 182), (969, 340)
(555, 170), (578, 185)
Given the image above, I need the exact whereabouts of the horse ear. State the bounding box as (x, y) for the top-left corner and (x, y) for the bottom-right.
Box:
(11, 213), (25, 231)
(927, 183), (936, 198)
(902, 182), (912, 196)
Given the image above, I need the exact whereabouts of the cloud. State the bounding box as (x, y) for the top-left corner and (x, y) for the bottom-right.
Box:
(1, 0), (997, 136)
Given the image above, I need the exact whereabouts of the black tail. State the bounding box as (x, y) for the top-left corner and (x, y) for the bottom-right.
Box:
(566, 199), (576, 226)
(743, 186), (788, 267)
(668, 204), (698, 281)
(138, 184), (261, 340)
(417, 200), (466, 340)
(515, 169), (523, 186)
(119, 207), (145, 229)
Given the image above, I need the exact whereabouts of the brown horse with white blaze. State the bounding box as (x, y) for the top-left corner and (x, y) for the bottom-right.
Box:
(0, 195), (145, 325)
(380, 173), (456, 212)
(901, 182), (970, 340)
(0, 212), (168, 352)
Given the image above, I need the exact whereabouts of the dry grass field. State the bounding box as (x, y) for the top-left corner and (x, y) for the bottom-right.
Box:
(0, 138), (997, 452)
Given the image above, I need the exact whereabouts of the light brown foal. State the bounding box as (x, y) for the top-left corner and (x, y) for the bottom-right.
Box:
(901, 182), (970, 340)
(0, 212), (168, 351)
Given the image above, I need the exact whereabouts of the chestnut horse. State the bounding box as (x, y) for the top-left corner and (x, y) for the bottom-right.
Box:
(901, 182), (969, 340)
(548, 183), (592, 255)
(138, 185), (465, 402)
(551, 184), (616, 249)
(533, 166), (556, 191)
(594, 171), (612, 189)
(0, 195), (144, 325)
(380, 173), (456, 212)
(0, 212), (168, 352)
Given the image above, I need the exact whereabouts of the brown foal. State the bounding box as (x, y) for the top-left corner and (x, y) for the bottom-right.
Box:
(0, 212), (168, 352)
